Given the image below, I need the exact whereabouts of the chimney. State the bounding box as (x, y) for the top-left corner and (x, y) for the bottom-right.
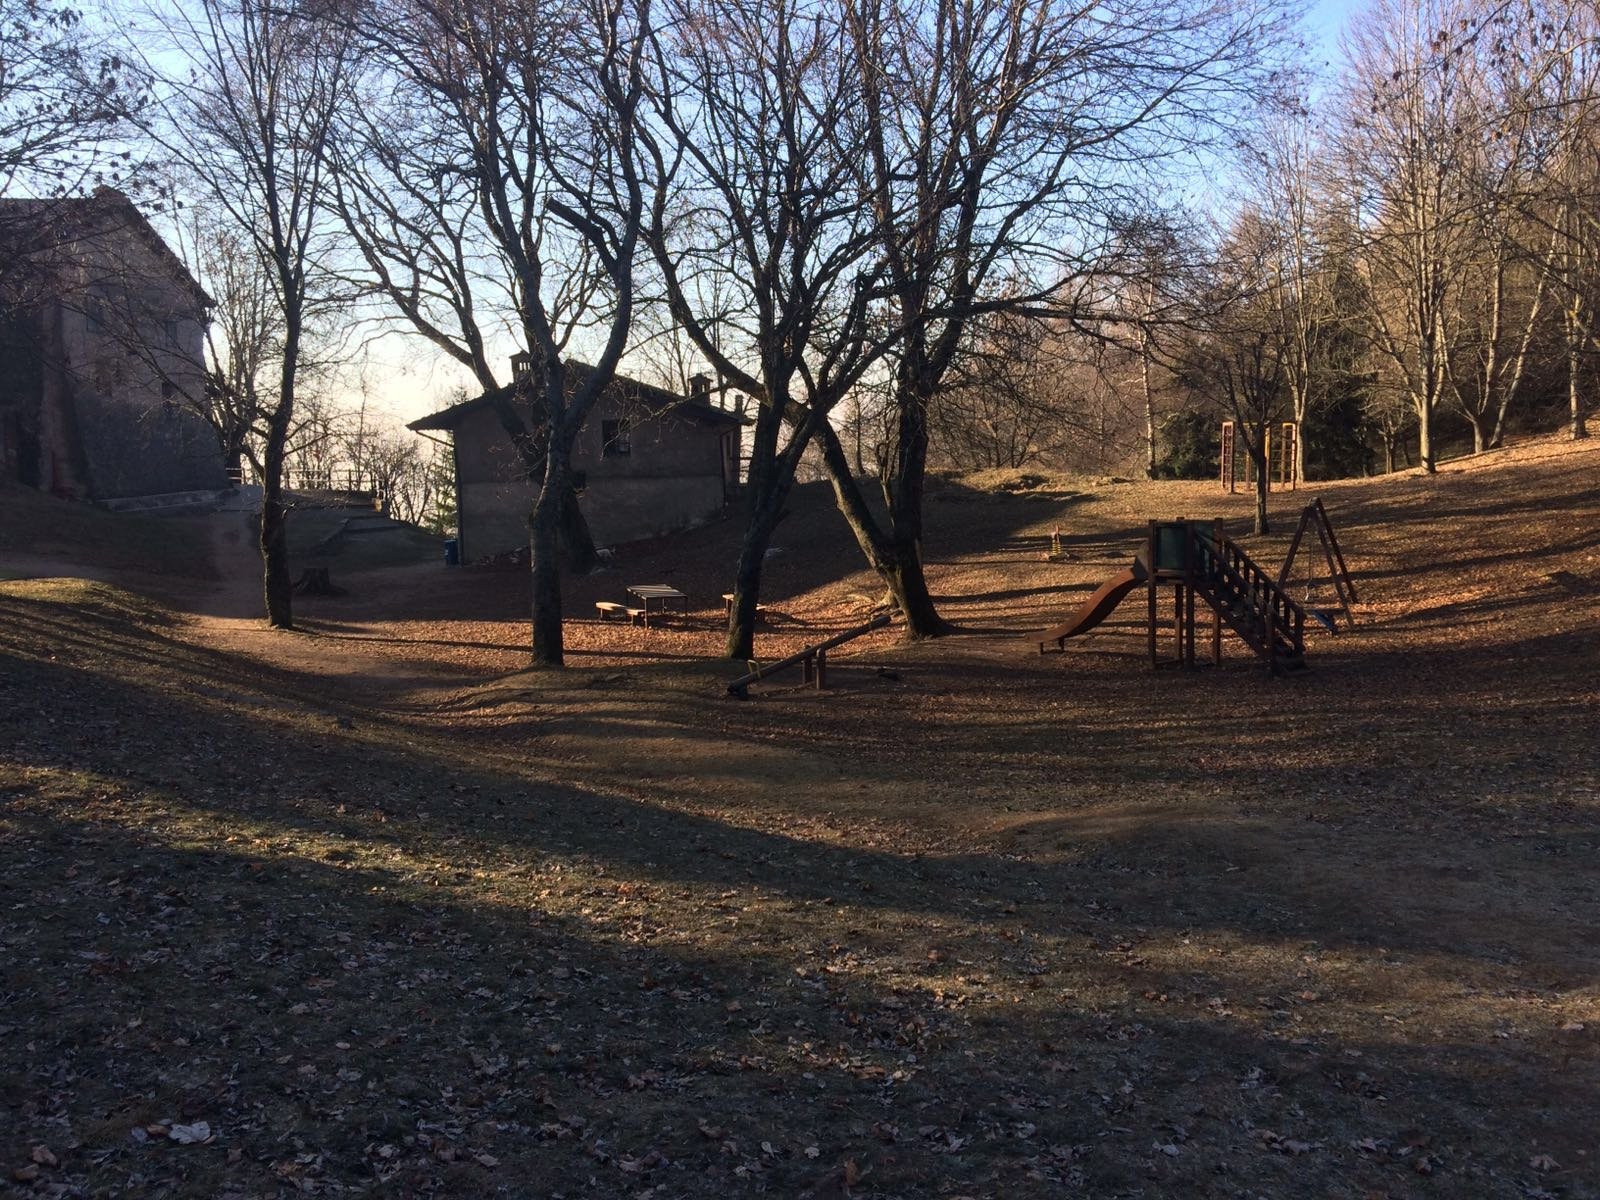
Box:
(688, 372), (710, 403)
(511, 351), (533, 382)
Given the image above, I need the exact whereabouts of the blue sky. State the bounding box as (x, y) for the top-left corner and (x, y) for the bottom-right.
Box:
(1305, 0), (1360, 73)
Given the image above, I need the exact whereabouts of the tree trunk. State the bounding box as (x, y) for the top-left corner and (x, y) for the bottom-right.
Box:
(528, 445), (570, 667)
(1571, 329), (1590, 441)
(882, 383), (952, 638)
(1142, 346), (1158, 480)
(259, 450), (293, 628)
(725, 496), (785, 660)
(261, 328), (297, 628)
(1292, 394), (1308, 485)
(723, 396), (800, 660)
(1252, 445), (1269, 535)
(558, 481), (598, 573)
(818, 424), (953, 638)
(1382, 433), (1396, 475)
(1416, 400), (1435, 473)
(1467, 412), (1487, 455)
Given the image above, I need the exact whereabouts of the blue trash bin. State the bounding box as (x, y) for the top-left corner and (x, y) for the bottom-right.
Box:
(443, 537), (460, 566)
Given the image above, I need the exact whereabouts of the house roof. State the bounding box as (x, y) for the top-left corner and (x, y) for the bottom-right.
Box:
(407, 360), (751, 433)
(0, 187), (212, 308)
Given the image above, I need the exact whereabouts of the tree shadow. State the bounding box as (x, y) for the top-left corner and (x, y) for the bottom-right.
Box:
(5, 633), (1597, 1196)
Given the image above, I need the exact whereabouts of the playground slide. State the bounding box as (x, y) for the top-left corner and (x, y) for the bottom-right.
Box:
(1034, 561), (1147, 651)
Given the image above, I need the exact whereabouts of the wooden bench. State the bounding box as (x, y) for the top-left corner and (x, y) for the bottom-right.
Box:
(596, 601), (649, 626)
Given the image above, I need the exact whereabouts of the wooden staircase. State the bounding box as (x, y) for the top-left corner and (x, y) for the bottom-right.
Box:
(1189, 526), (1307, 672)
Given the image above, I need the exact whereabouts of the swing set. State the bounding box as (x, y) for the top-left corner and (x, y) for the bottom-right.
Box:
(1277, 497), (1358, 632)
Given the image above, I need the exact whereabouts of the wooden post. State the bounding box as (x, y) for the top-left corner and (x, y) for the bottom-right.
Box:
(814, 648), (827, 690)
(1147, 521), (1159, 668)
(1316, 498), (1357, 600)
(1177, 579), (1190, 662)
(1211, 519), (1224, 665)
(1220, 421), (1235, 493)
(1185, 578), (1197, 667)
(1313, 498), (1358, 626)
(1277, 503), (1312, 588)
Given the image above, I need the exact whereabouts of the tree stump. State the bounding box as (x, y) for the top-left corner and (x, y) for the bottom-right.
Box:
(292, 567), (345, 596)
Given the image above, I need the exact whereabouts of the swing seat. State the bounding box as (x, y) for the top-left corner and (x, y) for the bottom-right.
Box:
(1308, 608), (1339, 635)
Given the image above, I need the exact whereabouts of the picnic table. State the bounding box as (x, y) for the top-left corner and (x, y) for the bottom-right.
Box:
(626, 584), (689, 625)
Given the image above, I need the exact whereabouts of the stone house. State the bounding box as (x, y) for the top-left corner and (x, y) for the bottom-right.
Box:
(0, 188), (223, 500)
(408, 358), (746, 559)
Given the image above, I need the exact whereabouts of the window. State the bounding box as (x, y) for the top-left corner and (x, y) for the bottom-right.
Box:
(601, 419), (631, 457)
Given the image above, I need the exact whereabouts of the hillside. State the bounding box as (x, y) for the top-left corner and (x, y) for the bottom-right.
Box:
(1, 435), (1597, 1198)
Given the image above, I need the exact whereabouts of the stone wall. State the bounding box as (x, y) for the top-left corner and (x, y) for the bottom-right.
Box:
(451, 398), (733, 560)
(0, 195), (223, 499)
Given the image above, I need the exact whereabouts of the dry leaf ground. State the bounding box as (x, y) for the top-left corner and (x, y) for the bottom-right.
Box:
(1, 433), (1597, 1199)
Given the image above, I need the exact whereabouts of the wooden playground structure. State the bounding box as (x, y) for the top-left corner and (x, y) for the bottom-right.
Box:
(1142, 517), (1309, 673)
(1221, 420), (1298, 494)
(1034, 500), (1358, 676)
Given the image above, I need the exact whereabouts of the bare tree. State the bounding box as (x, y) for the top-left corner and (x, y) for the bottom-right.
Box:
(131, 0), (354, 627)
(929, 310), (1140, 473)
(1177, 210), (1292, 533)
(1430, 1), (1555, 452)
(811, 0), (1291, 638)
(344, 423), (427, 516)
(1122, 223), (1194, 481)
(0, 0), (136, 199)
(930, 316), (1061, 471)
(1516, 0), (1600, 440)
(1334, 0), (1480, 473)
(1244, 106), (1334, 480)
(334, 0), (649, 666)
(640, 0), (888, 660)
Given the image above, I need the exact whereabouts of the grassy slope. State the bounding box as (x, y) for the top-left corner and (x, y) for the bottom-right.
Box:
(0, 484), (214, 581)
(1, 440), (1598, 1199)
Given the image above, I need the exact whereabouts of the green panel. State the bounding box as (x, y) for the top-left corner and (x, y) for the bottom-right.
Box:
(1153, 522), (1189, 573)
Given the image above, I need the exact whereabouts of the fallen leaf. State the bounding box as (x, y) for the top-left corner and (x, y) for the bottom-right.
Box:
(168, 1122), (212, 1145)
(30, 1146), (57, 1167)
